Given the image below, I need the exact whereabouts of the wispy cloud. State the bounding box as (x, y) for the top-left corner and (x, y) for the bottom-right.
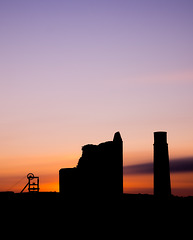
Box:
(123, 157), (193, 175)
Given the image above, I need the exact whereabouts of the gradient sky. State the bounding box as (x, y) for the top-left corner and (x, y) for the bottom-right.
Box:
(0, 0), (193, 196)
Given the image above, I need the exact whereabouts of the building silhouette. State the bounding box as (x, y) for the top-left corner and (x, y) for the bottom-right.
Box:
(154, 131), (171, 198)
(59, 132), (123, 200)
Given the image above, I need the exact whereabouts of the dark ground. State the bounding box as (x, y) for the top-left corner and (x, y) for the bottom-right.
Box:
(1, 191), (192, 236)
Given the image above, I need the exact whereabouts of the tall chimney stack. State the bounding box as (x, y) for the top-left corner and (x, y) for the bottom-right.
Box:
(154, 131), (171, 198)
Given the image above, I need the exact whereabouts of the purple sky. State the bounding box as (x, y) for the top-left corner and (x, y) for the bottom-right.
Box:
(0, 0), (193, 193)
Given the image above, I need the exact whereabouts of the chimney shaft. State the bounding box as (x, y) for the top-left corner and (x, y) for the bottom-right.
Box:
(154, 131), (171, 198)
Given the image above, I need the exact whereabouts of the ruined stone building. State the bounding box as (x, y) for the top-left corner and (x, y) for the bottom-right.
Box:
(59, 132), (123, 199)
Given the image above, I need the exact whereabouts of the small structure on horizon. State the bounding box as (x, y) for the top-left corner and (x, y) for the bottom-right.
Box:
(20, 173), (40, 193)
(154, 131), (171, 198)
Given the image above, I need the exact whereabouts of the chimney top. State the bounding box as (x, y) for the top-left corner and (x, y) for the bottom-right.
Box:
(154, 131), (167, 144)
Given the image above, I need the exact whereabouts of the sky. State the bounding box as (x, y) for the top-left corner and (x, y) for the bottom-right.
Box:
(0, 0), (193, 196)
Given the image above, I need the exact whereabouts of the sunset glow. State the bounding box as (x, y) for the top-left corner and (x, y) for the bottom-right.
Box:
(0, 0), (193, 196)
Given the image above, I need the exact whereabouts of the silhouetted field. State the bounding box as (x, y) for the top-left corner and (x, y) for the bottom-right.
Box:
(1, 191), (193, 205)
(1, 191), (193, 230)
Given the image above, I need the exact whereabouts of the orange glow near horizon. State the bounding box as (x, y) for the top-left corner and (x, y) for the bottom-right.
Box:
(1, 170), (193, 197)
(123, 172), (193, 197)
(40, 181), (59, 193)
(123, 174), (153, 195)
(171, 172), (193, 197)
(0, 144), (193, 196)
(0, 129), (193, 196)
